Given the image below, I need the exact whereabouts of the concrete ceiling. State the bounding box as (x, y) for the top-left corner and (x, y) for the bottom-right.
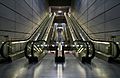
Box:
(48, 0), (71, 6)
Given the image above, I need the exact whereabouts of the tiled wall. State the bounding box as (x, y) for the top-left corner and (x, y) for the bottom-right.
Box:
(0, 0), (48, 43)
(72, 0), (120, 42)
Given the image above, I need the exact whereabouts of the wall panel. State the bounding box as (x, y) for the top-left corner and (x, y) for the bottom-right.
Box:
(72, 0), (120, 42)
(0, 0), (48, 44)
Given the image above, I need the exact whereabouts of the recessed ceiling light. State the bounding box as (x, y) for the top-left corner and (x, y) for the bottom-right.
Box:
(58, 10), (62, 13)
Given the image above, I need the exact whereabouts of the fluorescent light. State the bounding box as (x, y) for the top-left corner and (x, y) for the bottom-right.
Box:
(58, 10), (62, 13)
(72, 45), (75, 47)
(65, 45), (67, 47)
(57, 27), (63, 29)
(116, 42), (119, 44)
(93, 41), (110, 45)
(37, 45), (40, 47)
(52, 44), (55, 47)
(54, 12), (56, 15)
(44, 45), (47, 47)
(41, 45), (44, 47)
(12, 41), (27, 44)
(76, 45), (79, 47)
(79, 48), (84, 53)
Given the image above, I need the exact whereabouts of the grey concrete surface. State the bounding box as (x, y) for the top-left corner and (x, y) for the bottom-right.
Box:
(72, 0), (120, 41)
(0, 53), (120, 78)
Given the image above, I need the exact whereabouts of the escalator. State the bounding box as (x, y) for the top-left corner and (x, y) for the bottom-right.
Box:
(0, 12), (119, 78)
(23, 12), (95, 64)
(66, 13), (120, 63)
(0, 13), (54, 63)
(24, 14), (55, 63)
(0, 11), (96, 64)
(22, 12), (119, 63)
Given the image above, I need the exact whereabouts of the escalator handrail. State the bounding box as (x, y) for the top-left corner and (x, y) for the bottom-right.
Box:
(0, 41), (10, 58)
(68, 18), (83, 40)
(5, 14), (53, 59)
(69, 14), (120, 59)
(36, 16), (51, 40)
(73, 40), (95, 59)
(24, 40), (47, 59)
(0, 14), (50, 59)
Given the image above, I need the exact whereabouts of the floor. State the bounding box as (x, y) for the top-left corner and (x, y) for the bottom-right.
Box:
(0, 53), (120, 78)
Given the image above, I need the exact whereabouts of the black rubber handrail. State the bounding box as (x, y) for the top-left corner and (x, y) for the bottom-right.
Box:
(39, 17), (52, 40)
(0, 41), (11, 58)
(0, 15), (50, 59)
(66, 24), (73, 41)
(24, 40), (47, 59)
(69, 14), (120, 60)
(68, 18), (81, 40)
(35, 16), (51, 40)
(24, 41), (33, 59)
(68, 18), (83, 40)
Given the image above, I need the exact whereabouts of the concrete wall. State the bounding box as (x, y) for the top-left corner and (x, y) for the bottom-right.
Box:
(0, 0), (48, 43)
(72, 0), (120, 42)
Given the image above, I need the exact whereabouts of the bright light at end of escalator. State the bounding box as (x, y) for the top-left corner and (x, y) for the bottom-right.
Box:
(58, 10), (62, 13)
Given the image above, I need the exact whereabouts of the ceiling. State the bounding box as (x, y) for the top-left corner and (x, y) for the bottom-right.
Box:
(48, 0), (71, 13)
(53, 16), (67, 23)
(47, 0), (72, 23)
(50, 6), (70, 13)
(48, 0), (71, 6)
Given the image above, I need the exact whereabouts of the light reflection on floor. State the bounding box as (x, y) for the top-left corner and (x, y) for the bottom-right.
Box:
(0, 53), (120, 78)
(57, 64), (63, 78)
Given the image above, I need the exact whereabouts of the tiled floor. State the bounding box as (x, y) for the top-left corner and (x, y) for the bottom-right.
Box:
(0, 53), (120, 78)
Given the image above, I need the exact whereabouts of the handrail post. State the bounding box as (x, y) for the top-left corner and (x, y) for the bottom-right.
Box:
(24, 41), (31, 59)
(110, 42), (120, 59)
(0, 41), (12, 62)
(31, 42), (34, 57)
(88, 41), (95, 59)
(86, 42), (89, 58)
